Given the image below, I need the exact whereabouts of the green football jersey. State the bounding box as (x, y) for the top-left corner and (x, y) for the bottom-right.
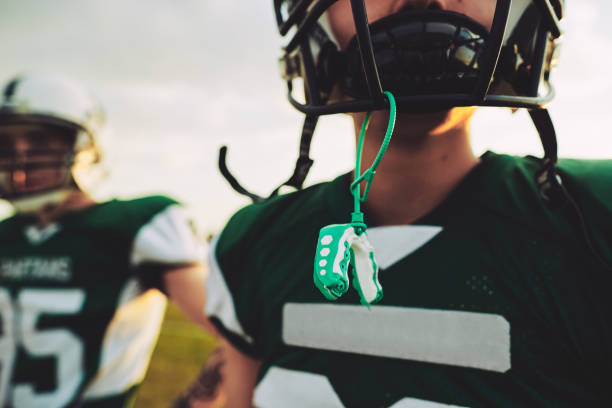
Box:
(0, 195), (203, 408)
(207, 152), (612, 408)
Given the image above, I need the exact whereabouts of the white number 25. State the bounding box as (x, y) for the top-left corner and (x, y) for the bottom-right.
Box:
(0, 287), (85, 408)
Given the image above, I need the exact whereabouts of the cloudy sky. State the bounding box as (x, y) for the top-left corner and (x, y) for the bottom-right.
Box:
(0, 0), (610, 233)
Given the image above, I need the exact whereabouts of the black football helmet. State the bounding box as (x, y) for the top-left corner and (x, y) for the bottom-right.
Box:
(276, 0), (563, 114)
(220, 0), (564, 201)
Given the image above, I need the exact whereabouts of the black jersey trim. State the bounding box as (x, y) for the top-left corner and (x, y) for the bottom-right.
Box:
(209, 316), (260, 358)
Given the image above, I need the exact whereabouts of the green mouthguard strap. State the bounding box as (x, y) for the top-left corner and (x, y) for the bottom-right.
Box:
(350, 91), (397, 234)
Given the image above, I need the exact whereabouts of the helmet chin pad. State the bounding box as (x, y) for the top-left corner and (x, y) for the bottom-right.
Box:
(8, 189), (71, 214)
(335, 10), (489, 102)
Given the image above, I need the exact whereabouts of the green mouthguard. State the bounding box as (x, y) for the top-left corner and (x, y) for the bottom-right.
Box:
(314, 91), (396, 306)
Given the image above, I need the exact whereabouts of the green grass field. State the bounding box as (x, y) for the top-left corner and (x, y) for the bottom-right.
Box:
(135, 303), (218, 407)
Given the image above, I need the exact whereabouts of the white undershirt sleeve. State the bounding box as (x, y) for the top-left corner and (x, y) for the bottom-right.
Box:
(205, 234), (253, 344)
(129, 204), (206, 267)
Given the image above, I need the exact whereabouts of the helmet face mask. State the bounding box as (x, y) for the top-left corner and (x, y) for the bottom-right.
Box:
(0, 123), (77, 200)
(339, 10), (490, 104)
(0, 74), (104, 211)
(275, 0), (564, 115)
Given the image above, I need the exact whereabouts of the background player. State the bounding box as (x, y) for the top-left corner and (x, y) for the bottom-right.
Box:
(202, 0), (612, 407)
(0, 73), (213, 407)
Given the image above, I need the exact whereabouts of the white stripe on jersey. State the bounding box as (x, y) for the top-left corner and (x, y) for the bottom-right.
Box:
(389, 397), (469, 408)
(205, 235), (253, 343)
(130, 204), (205, 267)
(254, 366), (344, 408)
(81, 278), (167, 399)
(366, 225), (443, 269)
(283, 304), (511, 373)
(255, 366), (470, 408)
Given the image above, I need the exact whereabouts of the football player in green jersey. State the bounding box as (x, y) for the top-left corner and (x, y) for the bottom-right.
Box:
(0, 74), (214, 408)
(200, 0), (612, 407)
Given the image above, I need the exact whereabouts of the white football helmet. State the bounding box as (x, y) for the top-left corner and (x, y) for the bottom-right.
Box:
(0, 74), (105, 212)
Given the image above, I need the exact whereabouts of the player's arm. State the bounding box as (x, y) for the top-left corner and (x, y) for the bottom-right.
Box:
(131, 202), (214, 330)
(220, 339), (261, 408)
(163, 264), (217, 333)
(176, 229), (264, 408)
(174, 338), (261, 408)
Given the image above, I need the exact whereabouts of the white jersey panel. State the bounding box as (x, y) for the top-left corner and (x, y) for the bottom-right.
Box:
(81, 279), (166, 399)
(254, 367), (471, 408)
(130, 204), (205, 267)
(254, 366), (344, 408)
(205, 235), (253, 343)
(389, 398), (470, 408)
(366, 225), (443, 269)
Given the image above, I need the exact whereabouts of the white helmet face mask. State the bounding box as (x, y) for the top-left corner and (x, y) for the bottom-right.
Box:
(0, 74), (105, 213)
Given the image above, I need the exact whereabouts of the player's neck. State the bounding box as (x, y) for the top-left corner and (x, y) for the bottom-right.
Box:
(352, 110), (479, 226)
(34, 190), (97, 226)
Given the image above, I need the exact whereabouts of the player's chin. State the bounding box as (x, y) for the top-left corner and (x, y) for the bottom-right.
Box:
(393, 107), (477, 142)
(387, 106), (475, 128)
(403, 106), (476, 120)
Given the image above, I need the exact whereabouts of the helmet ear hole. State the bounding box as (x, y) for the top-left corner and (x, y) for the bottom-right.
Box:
(45, 125), (80, 153)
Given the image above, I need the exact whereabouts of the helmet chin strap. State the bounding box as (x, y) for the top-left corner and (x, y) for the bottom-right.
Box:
(9, 189), (71, 214)
(529, 108), (612, 272)
(218, 115), (319, 202)
(529, 108), (562, 202)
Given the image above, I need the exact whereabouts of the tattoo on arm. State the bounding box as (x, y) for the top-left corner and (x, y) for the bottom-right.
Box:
(173, 347), (226, 407)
